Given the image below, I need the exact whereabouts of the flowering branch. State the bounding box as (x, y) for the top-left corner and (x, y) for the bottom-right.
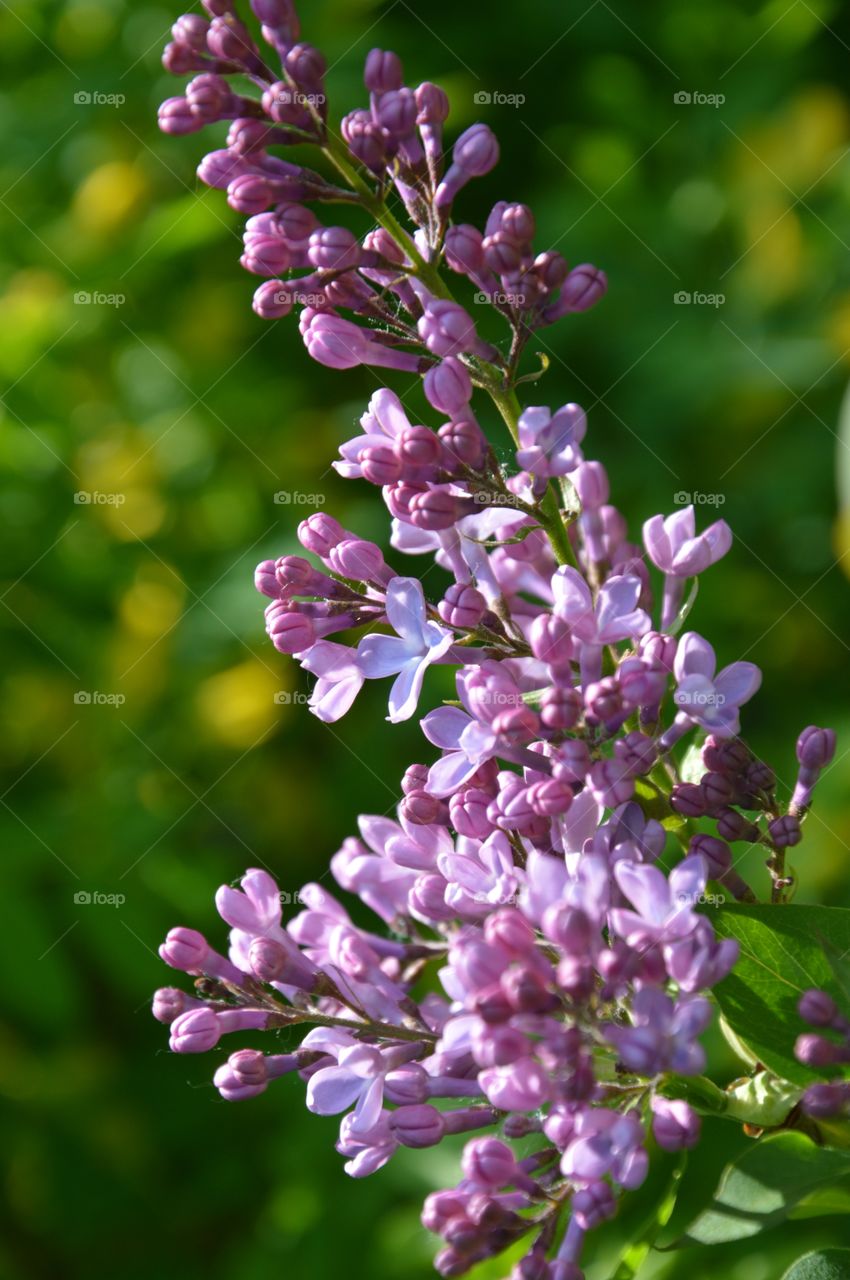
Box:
(149, 4), (842, 1277)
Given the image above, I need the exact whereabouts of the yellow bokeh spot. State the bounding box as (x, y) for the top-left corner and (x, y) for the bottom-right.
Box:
(73, 162), (149, 235)
(118, 566), (185, 639)
(195, 661), (282, 747)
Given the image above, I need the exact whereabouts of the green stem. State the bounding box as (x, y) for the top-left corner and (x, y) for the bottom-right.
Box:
(321, 132), (452, 300)
(486, 382), (577, 568)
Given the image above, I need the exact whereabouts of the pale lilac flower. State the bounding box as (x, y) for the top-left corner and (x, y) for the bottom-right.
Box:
(670, 632), (761, 738)
(515, 403), (586, 477)
(357, 578), (454, 722)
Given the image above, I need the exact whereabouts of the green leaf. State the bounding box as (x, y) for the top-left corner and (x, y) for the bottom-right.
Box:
(712, 904), (850, 1084)
(782, 1249), (850, 1279)
(822, 935), (850, 1007)
(679, 739), (708, 786)
(669, 1132), (850, 1247)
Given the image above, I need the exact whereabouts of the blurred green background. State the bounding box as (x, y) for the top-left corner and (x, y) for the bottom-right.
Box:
(2, 0), (850, 1276)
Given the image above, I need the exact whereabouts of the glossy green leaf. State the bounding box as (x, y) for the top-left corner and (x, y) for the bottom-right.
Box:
(669, 1132), (850, 1247)
(712, 904), (850, 1084)
(782, 1250), (850, 1279)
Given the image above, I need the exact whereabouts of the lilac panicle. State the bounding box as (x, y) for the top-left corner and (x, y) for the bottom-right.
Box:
(152, 5), (838, 1277)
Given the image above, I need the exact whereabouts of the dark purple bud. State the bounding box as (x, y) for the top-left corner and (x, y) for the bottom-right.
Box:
(702, 735), (750, 774)
(308, 226), (360, 271)
(390, 1104), (446, 1148)
(461, 1138), (518, 1188)
(450, 788), (495, 839)
(252, 280), (294, 319)
(415, 81), (450, 124)
(285, 42), (326, 89)
(541, 686), (582, 732)
(769, 815), (802, 848)
(529, 614), (573, 666)
(299, 512), (345, 557)
(670, 783), (706, 818)
(438, 416), (488, 470)
(361, 444), (403, 486)
(152, 986), (193, 1024)
(797, 725), (837, 770)
(689, 833), (732, 878)
(798, 988), (839, 1027)
(452, 123), (499, 176)
(364, 48), (404, 94)
(162, 41), (209, 75)
(701, 770), (735, 814)
(553, 738), (591, 780)
(445, 224), (486, 276)
(552, 264), (607, 316)
(424, 357), (473, 416)
(795, 1033), (846, 1068)
(527, 777), (573, 817)
(268, 610), (315, 653)
(207, 14), (257, 64)
(651, 1097), (701, 1151)
(801, 1082), (850, 1118)
(533, 250), (569, 291)
(716, 807), (760, 843)
(409, 487), (464, 531)
(401, 789), (445, 826)
(439, 583), (487, 629)
(572, 1180), (616, 1230)
(172, 14), (211, 50)
(482, 230), (524, 277)
(158, 96), (202, 135)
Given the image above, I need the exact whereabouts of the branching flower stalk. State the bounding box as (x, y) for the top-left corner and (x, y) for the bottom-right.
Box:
(152, 4), (839, 1277)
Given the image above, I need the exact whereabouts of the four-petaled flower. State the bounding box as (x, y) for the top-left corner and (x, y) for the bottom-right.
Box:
(358, 578), (454, 722)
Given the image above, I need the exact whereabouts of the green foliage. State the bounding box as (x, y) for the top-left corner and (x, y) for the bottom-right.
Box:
(712, 904), (850, 1083)
(667, 1133), (850, 1247)
(782, 1250), (850, 1279)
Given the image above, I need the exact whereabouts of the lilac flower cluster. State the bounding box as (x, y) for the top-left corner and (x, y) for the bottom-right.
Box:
(154, 5), (837, 1277)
